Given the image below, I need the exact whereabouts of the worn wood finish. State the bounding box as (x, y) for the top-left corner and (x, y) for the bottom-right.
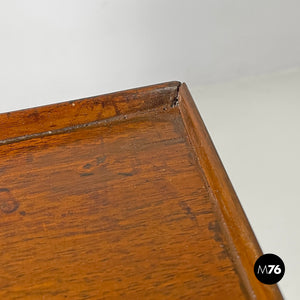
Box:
(178, 84), (283, 299)
(0, 81), (179, 143)
(0, 82), (282, 299)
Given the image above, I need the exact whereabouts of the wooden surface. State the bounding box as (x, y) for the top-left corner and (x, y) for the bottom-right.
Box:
(0, 82), (282, 299)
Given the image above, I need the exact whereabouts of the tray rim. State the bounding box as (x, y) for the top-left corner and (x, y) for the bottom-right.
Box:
(0, 81), (180, 144)
(178, 83), (282, 299)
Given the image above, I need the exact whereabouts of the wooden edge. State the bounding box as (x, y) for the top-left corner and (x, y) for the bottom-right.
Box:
(178, 83), (283, 300)
(0, 81), (180, 144)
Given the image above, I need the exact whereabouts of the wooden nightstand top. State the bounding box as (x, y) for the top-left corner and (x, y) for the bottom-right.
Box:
(0, 82), (282, 299)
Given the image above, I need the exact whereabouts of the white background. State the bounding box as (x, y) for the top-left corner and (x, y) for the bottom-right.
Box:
(1, 1), (299, 298)
(1, 0), (300, 112)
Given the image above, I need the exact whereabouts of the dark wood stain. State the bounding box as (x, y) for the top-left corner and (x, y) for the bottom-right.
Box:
(0, 82), (282, 299)
(80, 173), (94, 177)
(0, 188), (19, 214)
(118, 172), (133, 177)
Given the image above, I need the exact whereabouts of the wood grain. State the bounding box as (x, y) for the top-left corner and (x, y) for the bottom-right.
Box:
(0, 81), (179, 143)
(0, 82), (282, 299)
(178, 83), (283, 300)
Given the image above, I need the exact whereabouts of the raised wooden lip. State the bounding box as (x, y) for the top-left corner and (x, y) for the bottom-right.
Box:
(0, 81), (283, 298)
(178, 83), (283, 300)
(0, 81), (180, 144)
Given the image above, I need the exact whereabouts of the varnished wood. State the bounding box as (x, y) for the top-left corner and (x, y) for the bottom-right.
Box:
(0, 81), (179, 143)
(0, 82), (282, 299)
(178, 84), (282, 299)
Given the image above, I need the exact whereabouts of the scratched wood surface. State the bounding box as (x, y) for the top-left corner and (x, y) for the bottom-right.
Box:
(0, 82), (282, 299)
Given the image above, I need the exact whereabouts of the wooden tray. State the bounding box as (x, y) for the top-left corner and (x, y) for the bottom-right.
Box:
(0, 82), (282, 299)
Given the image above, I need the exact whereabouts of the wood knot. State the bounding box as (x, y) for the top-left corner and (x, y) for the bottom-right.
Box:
(0, 188), (19, 214)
